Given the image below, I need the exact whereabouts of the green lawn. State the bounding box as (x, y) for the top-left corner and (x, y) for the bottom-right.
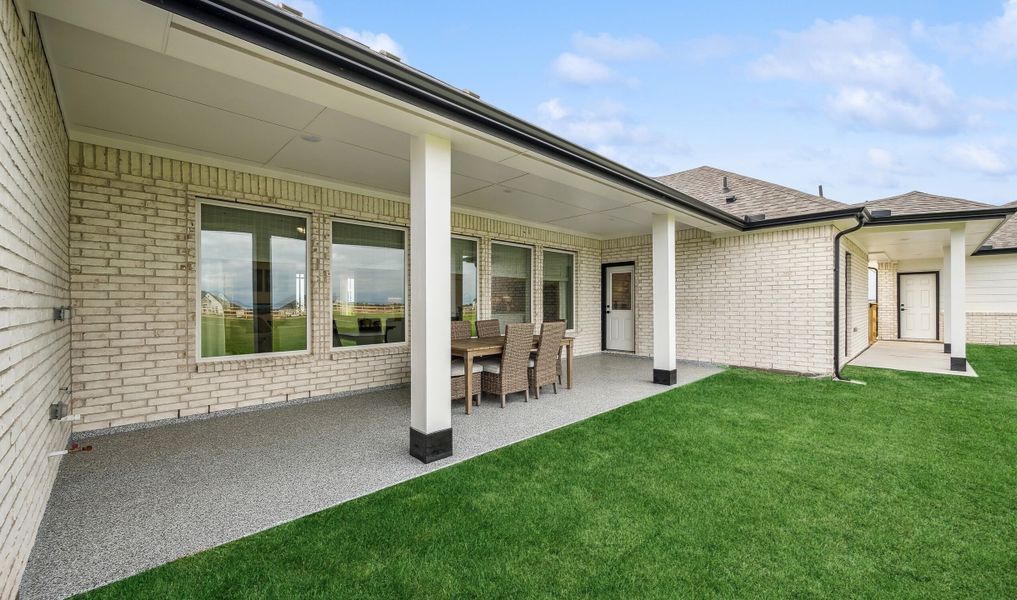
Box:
(79, 346), (1016, 599)
(201, 316), (306, 356)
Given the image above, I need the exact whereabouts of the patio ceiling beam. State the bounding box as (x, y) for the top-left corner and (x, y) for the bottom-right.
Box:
(409, 133), (453, 463)
(652, 213), (677, 385)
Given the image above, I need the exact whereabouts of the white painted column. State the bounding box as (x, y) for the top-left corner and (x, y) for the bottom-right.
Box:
(409, 133), (453, 462)
(651, 213), (677, 384)
(949, 226), (967, 371)
(941, 245), (951, 353)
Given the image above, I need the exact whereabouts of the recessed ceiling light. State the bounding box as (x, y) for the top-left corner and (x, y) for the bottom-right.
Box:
(300, 134), (321, 143)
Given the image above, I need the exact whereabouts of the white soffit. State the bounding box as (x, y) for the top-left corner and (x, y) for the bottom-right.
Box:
(851, 219), (1001, 260)
(33, 0), (734, 238)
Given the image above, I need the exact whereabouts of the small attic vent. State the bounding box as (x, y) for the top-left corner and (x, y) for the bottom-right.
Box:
(979, 245), (994, 252)
(744, 213), (766, 223)
(379, 49), (402, 62)
(725, 195), (736, 204)
(870, 209), (892, 218)
(277, 3), (303, 17)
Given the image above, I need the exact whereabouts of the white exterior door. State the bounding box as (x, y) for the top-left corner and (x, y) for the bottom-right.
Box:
(605, 265), (635, 352)
(900, 273), (938, 340)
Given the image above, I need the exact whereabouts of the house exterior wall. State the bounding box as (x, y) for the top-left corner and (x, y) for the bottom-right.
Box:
(966, 254), (1017, 345)
(677, 226), (835, 374)
(0, 4), (69, 597)
(600, 235), (653, 357)
(68, 141), (604, 433)
(876, 254), (1017, 346)
(841, 237), (871, 364)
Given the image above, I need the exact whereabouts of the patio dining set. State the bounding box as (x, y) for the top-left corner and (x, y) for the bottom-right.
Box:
(451, 319), (575, 414)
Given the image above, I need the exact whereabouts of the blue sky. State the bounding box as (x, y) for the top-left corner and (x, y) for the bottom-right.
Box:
(289, 1), (1017, 205)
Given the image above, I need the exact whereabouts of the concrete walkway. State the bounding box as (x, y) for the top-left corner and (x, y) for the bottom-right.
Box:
(21, 354), (722, 600)
(849, 341), (977, 377)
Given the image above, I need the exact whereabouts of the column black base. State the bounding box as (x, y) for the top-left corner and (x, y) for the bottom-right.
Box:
(950, 357), (967, 372)
(653, 368), (677, 385)
(943, 343), (951, 354)
(409, 427), (452, 463)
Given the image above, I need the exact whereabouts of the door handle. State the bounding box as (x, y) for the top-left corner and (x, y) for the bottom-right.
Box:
(899, 304), (906, 312)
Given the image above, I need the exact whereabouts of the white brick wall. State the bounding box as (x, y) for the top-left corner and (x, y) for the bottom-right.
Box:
(841, 237), (871, 364)
(68, 142), (605, 433)
(968, 312), (1017, 345)
(0, 3), (69, 598)
(677, 226), (835, 374)
(602, 226), (836, 374)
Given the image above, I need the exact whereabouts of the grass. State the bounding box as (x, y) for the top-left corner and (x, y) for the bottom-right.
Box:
(78, 345), (1016, 599)
(201, 316), (307, 356)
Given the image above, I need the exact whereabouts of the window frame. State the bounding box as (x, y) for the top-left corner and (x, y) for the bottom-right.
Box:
(451, 234), (480, 323)
(195, 198), (312, 363)
(542, 247), (578, 332)
(329, 216), (409, 352)
(489, 240), (535, 325)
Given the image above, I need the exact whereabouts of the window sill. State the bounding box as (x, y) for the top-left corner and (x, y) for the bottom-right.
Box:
(194, 350), (312, 373)
(330, 342), (409, 359)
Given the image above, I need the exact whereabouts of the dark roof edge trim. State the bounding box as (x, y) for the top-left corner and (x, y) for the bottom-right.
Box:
(141, 0), (745, 230)
(743, 206), (1017, 232)
(973, 247), (1017, 255)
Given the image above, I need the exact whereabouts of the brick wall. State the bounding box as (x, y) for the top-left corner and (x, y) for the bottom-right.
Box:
(0, 3), (69, 597)
(876, 261), (898, 341)
(968, 312), (1017, 345)
(68, 142), (603, 433)
(841, 237), (871, 364)
(677, 226), (835, 374)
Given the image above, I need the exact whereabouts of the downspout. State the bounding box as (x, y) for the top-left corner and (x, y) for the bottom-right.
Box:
(833, 211), (869, 380)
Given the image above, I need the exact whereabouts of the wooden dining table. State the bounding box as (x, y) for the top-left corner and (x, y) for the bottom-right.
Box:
(450, 335), (574, 415)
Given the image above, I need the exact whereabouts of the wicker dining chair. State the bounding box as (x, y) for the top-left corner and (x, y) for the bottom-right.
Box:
(529, 321), (565, 398)
(451, 360), (482, 407)
(543, 319), (566, 384)
(475, 319), (501, 338)
(450, 320), (471, 340)
(480, 323), (531, 408)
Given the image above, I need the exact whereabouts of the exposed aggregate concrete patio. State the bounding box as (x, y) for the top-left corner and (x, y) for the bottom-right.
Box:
(21, 354), (722, 600)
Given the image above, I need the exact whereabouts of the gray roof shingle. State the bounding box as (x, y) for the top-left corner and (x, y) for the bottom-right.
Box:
(657, 166), (1016, 249)
(654, 166), (846, 221)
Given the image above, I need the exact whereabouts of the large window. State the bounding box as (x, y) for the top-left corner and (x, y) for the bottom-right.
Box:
(491, 242), (532, 330)
(331, 220), (406, 347)
(199, 202), (308, 358)
(543, 250), (575, 329)
(451, 237), (478, 327)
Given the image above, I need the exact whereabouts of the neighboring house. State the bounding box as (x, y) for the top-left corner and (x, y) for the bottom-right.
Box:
(200, 292), (225, 316)
(1, 1), (1015, 596)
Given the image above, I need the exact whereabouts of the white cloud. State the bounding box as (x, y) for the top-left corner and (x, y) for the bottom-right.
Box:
(571, 32), (662, 61)
(750, 16), (963, 133)
(681, 35), (741, 63)
(867, 148), (904, 172)
(979, 0), (1017, 59)
(945, 143), (1015, 175)
(534, 98), (688, 173)
(338, 28), (404, 58)
(551, 52), (618, 85)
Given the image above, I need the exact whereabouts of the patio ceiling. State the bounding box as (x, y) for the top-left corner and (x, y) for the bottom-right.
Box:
(32, 0), (732, 239)
(849, 219), (1003, 261)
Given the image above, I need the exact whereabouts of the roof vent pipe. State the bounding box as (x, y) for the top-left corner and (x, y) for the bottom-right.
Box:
(818, 185), (824, 197)
(722, 176), (729, 192)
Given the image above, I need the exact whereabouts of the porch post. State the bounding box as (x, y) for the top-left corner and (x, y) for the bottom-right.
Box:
(652, 213), (677, 384)
(942, 245), (951, 354)
(409, 133), (453, 462)
(949, 226), (967, 371)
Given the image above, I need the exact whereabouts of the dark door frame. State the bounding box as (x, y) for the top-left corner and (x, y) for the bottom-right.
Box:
(601, 261), (635, 351)
(896, 271), (940, 340)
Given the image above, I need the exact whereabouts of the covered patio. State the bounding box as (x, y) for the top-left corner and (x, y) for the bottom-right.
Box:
(21, 355), (721, 600)
(849, 341), (977, 377)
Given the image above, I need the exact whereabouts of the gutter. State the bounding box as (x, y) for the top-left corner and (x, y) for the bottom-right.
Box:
(141, 0), (747, 231)
(833, 209), (870, 381)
